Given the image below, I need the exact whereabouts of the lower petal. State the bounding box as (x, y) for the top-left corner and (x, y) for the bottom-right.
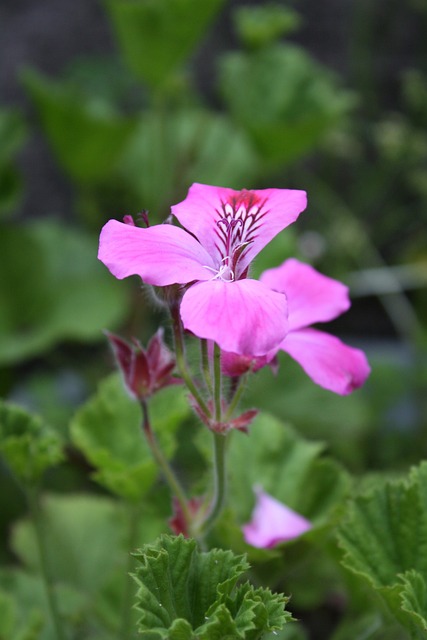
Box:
(281, 328), (370, 395)
(243, 488), (312, 549)
(180, 279), (288, 356)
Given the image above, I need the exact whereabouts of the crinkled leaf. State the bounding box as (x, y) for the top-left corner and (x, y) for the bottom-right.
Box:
(133, 535), (290, 639)
(23, 69), (136, 185)
(338, 461), (427, 634)
(106, 0), (226, 88)
(0, 401), (63, 485)
(220, 44), (354, 165)
(0, 220), (129, 364)
(70, 374), (189, 500)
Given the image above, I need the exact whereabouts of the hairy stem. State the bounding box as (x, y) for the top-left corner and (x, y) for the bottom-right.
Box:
(213, 343), (222, 422)
(170, 304), (211, 419)
(198, 432), (228, 537)
(200, 339), (213, 394)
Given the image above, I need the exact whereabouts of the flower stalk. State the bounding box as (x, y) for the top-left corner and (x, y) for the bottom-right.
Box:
(140, 400), (191, 530)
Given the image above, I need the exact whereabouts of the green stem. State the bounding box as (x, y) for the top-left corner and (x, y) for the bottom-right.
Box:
(213, 343), (222, 422)
(119, 502), (141, 640)
(198, 432), (228, 537)
(27, 488), (67, 640)
(141, 400), (191, 528)
(170, 304), (211, 419)
(224, 375), (247, 422)
(200, 339), (213, 394)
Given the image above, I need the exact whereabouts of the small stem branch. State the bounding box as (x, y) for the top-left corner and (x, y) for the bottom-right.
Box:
(27, 488), (67, 640)
(140, 400), (191, 527)
(170, 304), (211, 418)
(200, 339), (213, 394)
(224, 375), (247, 421)
(198, 432), (228, 537)
(213, 343), (222, 422)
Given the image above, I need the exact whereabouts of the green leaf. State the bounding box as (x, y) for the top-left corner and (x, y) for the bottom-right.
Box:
(0, 220), (129, 364)
(0, 401), (63, 485)
(227, 413), (349, 531)
(70, 374), (189, 500)
(338, 461), (427, 634)
(219, 44), (354, 165)
(12, 494), (126, 594)
(23, 69), (136, 185)
(133, 534), (290, 639)
(106, 0), (226, 88)
(0, 108), (27, 216)
(119, 109), (259, 217)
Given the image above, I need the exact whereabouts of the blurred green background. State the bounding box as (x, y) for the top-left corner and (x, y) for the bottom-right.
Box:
(1, 1), (427, 637)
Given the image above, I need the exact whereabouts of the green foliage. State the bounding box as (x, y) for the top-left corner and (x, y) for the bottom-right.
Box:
(338, 461), (427, 636)
(23, 69), (136, 185)
(227, 413), (349, 532)
(133, 534), (291, 638)
(119, 109), (259, 216)
(70, 374), (190, 501)
(0, 220), (129, 364)
(0, 108), (27, 216)
(220, 43), (354, 166)
(106, 0), (226, 89)
(235, 4), (301, 49)
(0, 401), (63, 486)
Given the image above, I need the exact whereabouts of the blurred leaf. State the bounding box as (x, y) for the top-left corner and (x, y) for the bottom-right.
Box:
(119, 109), (259, 216)
(0, 581), (44, 640)
(106, 0), (226, 89)
(235, 4), (302, 49)
(0, 108), (27, 216)
(338, 461), (427, 635)
(0, 220), (129, 364)
(227, 413), (349, 529)
(23, 69), (136, 185)
(70, 373), (189, 501)
(220, 44), (354, 165)
(0, 401), (64, 485)
(12, 494), (125, 593)
(133, 534), (291, 638)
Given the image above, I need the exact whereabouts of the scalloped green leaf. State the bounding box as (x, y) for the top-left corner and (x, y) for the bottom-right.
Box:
(70, 374), (189, 500)
(0, 220), (129, 364)
(133, 535), (289, 638)
(338, 461), (427, 635)
(0, 401), (63, 485)
(106, 0), (226, 88)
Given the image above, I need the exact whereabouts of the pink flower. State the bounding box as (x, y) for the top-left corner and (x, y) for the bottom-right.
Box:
(98, 183), (307, 356)
(243, 488), (312, 548)
(222, 258), (370, 395)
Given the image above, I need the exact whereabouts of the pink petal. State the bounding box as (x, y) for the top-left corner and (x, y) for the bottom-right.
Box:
(180, 278), (288, 356)
(260, 258), (350, 331)
(281, 328), (371, 395)
(171, 183), (307, 269)
(98, 219), (215, 286)
(243, 489), (312, 549)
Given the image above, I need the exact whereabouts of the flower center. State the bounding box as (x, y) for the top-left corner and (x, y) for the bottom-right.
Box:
(213, 191), (266, 280)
